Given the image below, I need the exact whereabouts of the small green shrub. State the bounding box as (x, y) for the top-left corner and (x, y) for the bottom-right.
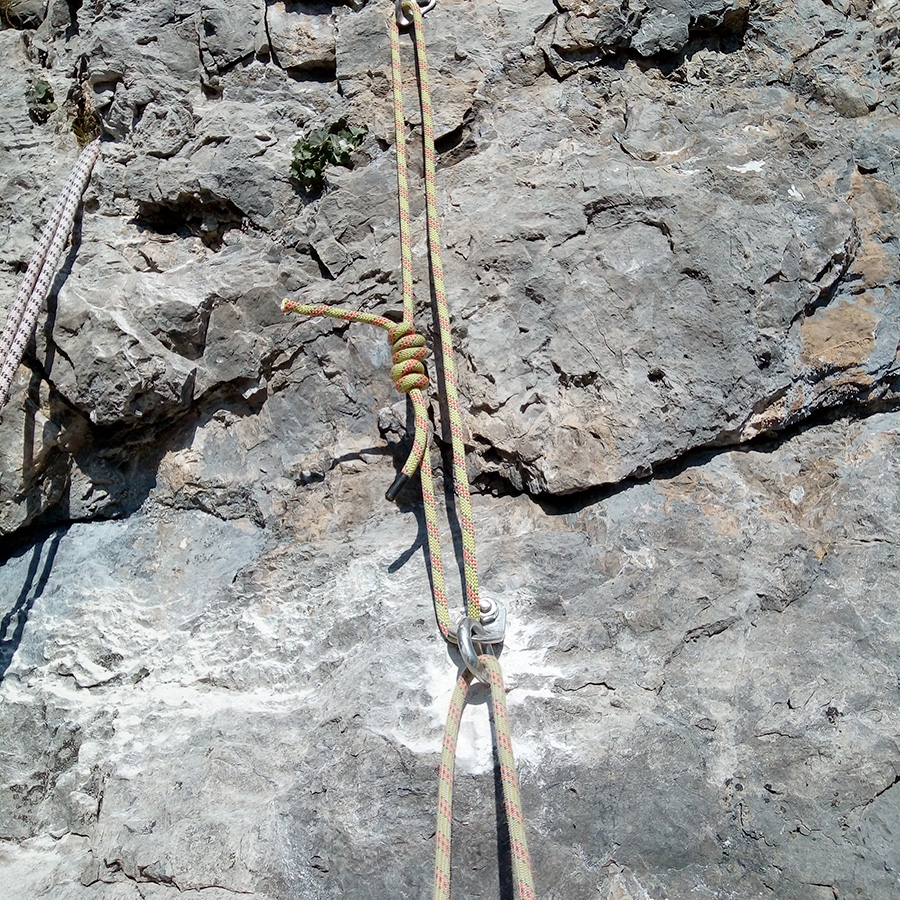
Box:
(291, 119), (367, 192)
(25, 77), (57, 124)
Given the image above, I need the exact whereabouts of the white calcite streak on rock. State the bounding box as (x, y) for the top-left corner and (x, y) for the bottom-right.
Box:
(1, 2), (900, 899)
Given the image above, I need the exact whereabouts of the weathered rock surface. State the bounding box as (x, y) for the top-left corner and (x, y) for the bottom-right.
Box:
(1, 0), (900, 898)
(3, 413), (900, 899)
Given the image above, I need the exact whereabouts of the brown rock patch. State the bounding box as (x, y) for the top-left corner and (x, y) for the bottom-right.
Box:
(800, 301), (878, 370)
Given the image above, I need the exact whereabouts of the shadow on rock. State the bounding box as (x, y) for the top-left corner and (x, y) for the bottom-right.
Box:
(0, 526), (66, 682)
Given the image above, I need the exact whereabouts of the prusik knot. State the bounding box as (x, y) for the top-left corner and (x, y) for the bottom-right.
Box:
(388, 321), (429, 394)
(280, 301), (429, 396)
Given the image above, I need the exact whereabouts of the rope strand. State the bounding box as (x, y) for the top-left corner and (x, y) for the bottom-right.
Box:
(0, 140), (101, 412)
(433, 657), (536, 900)
(401, 2), (481, 622)
(396, 5), (535, 898)
(283, 5), (536, 896)
(390, 18), (415, 326)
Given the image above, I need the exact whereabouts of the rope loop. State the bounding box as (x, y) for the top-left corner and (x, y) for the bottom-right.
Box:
(396, 0), (435, 29)
(389, 321), (429, 393)
(435, 658), (536, 900)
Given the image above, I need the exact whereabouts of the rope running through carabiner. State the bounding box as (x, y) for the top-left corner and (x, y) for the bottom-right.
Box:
(283, 2), (535, 897)
(392, 5), (535, 898)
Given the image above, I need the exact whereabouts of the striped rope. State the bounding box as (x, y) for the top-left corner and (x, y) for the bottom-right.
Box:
(434, 657), (536, 900)
(390, 17), (415, 326)
(399, 2), (481, 622)
(0, 139), (101, 412)
(394, 6), (536, 897)
(283, 4), (536, 897)
(280, 299), (454, 639)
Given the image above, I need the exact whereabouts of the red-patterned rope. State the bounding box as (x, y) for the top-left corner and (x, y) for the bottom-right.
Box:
(399, 1), (481, 623)
(395, 4), (536, 899)
(283, 4), (536, 896)
(434, 656), (536, 900)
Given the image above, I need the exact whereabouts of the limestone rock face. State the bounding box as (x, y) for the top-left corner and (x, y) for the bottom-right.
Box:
(1, 2), (900, 899)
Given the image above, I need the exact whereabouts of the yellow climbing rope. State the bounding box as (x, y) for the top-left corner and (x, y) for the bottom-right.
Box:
(437, 659), (536, 900)
(283, 2), (535, 897)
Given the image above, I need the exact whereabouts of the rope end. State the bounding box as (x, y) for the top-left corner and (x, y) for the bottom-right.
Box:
(281, 298), (295, 314)
(385, 472), (410, 502)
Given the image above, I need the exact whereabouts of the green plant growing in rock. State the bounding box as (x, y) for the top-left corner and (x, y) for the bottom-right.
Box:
(291, 119), (367, 192)
(25, 78), (57, 124)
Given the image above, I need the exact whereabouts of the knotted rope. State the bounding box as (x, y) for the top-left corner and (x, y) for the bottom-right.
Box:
(283, 2), (535, 897)
(0, 139), (101, 412)
(392, 0), (481, 624)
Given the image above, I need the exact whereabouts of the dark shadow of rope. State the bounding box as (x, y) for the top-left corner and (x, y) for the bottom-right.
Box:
(0, 526), (66, 683)
(19, 205), (82, 519)
(387, 397), (470, 647)
(2, 208), (79, 682)
(389, 394), (427, 569)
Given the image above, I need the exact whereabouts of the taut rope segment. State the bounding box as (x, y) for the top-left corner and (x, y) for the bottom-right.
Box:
(435, 659), (536, 900)
(397, 0), (482, 623)
(0, 139), (101, 413)
(283, 2), (535, 896)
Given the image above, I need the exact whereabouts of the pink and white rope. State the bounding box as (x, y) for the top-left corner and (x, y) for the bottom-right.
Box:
(0, 139), (101, 411)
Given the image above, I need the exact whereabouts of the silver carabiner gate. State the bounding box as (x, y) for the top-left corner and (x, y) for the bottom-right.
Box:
(446, 596), (506, 647)
(456, 617), (492, 684)
(396, 0), (436, 29)
(454, 596), (506, 684)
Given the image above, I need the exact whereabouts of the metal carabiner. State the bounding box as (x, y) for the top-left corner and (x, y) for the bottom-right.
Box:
(396, 0), (436, 29)
(456, 617), (495, 685)
(446, 596), (506, 647)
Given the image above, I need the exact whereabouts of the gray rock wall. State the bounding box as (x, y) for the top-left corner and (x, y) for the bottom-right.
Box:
(1, 1), (899, 898)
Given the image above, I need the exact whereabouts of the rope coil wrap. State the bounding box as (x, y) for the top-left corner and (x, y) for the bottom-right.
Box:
(0, 140), (101, 412)
(281, 299), (432, 500)
(284, 3), (535, 896)
(280, 300), (429, 395)
(389, 321), (429, 393)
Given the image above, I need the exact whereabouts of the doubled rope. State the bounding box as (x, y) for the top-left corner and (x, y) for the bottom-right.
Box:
(0, 140), (101, 412)
(435, 657), (536, 900)
(392, 7), (534, 897)
(390, 17), (415, 326)
(283, 3), (535, 896)
(398, 2), (481, 622)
